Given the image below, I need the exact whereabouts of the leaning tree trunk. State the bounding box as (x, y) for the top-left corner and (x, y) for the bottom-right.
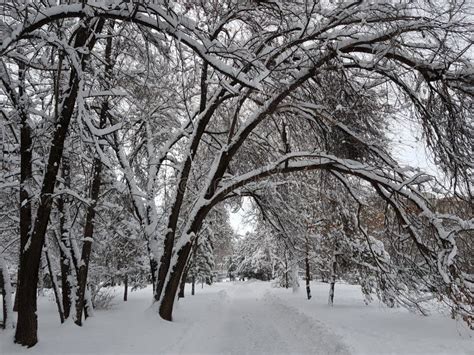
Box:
(178, 265), (189, 299)
(190, 240), (198, 297)
(153, 90), (226, 303)
(14, 20), (104, 346)
(74, 21), (111, 325)
(159, 241), (194, 320)
(74, 156), (102, 325)
(74, 117), (105, 326)
(159, 222), (206, 320)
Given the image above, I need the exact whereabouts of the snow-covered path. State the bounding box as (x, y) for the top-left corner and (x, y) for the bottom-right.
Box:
(1, 281), (472, 354)
(170, 283), (349, 354)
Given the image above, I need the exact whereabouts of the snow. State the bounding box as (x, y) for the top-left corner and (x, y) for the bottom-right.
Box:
(273, 282), (473, 355)
(1, 281), (472, 354)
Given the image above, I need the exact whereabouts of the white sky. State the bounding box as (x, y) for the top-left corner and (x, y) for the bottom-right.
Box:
(229, 198), (254, 236)
(388, 118), (440, 177)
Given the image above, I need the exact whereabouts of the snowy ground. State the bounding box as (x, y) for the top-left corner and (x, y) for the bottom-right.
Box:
(1, 281), (472, 354)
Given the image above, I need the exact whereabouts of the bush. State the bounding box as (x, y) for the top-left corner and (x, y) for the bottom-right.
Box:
(91, 287), (116, 310)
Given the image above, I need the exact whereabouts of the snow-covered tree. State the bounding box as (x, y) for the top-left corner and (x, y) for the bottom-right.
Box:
(235, 231), (274, 282)
(0, 1), (473, 346)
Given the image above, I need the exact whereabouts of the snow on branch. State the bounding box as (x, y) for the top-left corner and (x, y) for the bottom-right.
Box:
(0, 3), (264, 90)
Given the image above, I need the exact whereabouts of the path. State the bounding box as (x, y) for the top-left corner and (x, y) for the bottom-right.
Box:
(170, 281), (350, 354)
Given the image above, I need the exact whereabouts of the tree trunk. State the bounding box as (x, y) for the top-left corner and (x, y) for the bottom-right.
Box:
(14, 19), (104, 346)
(13, 58), (33, 336)
(37, 259), (44, 297)
(13, 290), (19, 313)
(156, 89), (242, 320)
(148, 252), (158, 293)
(13, 59), (37, 346)
(153, 93), (225, 303)
(178, 266), (188, 299)
(1, 288), (5, 329)
(305, 234), (312, 300)
(14, 262), (40, 346)
(0, 257), (14, 329)
(84, 286), (94, 319)
(190, 239), (198, 298)
(74, 22), (110, 325)
(159, 240), (195, 320)
(74, 128), (104, 325)
(57, 155), (72, 319)
(123, 275), (128, 302)
(328, 253), (337, 306)
(305, 261), (311, 300)
(44, 245), (64, 323)
(178, 279), (185, 299)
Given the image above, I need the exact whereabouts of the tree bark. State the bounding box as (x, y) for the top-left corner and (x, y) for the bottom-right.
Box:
(14, 19), (104, 346)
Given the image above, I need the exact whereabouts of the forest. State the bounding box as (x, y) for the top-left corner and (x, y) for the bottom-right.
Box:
(0, 0), (472, 350)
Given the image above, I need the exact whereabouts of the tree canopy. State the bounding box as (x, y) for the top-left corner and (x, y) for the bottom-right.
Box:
(0, 0), (472, 347)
